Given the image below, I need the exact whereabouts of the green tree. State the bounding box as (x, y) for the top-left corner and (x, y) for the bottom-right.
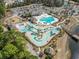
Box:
(29, 55), (38, 59)
(45, 55), (52, 59)
(0, 3), (5, 18)
(0, 25), (5, 49)
(0, 51), (3, 59)
(8, 30), (25, 40)
(17, 50), (30, 59)
(0, 33), (6, 49)
(7, 30), (27, 50)
(44, 48), (51, 55)
(0, 25), (3, 33)
(0, 25), (38, 59)
(2, 43), (19, 58)
(2, 30), (25, 44)
(15, 37), (26, 50)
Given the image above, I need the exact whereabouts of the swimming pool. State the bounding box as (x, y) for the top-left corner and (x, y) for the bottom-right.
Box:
(40, 17), (54, 23)
(16, 22), (60, 47)
(38, 16), (58, 25)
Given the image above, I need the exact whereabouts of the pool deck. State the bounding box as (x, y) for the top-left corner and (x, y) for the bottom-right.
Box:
(5, 14), (65, 47)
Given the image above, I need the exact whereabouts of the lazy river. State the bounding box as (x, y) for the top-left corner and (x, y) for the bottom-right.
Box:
(15, 15), (61, 46)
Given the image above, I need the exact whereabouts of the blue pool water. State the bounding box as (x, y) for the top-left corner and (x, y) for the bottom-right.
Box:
(16, 24), (27, 32)
(40, 17), (54, 23)
(40, 17), (58, 24)
(19, 27), (27, 32)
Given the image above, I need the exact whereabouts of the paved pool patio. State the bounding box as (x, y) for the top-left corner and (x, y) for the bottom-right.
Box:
(14, 14), (64, 47)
